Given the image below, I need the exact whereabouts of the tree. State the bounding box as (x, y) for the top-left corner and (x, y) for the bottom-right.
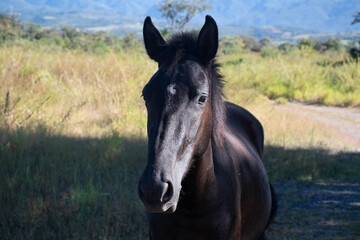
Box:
(351, 11), (360, 25)
(158, 0), (211, 34)
(0, 13), (23, 43)
(323, 38), (342, 52)
(259, 37), (274, 47)
(220, 36), (244, 55)
(298, 38), (316, 49)
(350, 12), (360, 62)
(238, 35), (261, 52)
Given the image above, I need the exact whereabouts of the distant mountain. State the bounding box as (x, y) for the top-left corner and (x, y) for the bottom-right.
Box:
(1, 0), (360, 40)
(202, 0), (360, 33)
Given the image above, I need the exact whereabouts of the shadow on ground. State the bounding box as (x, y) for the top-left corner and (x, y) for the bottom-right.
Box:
(264, 146), (360, 239)
(264, 146), (360, 183)
(268, 182), (360, 240)
(0, 126), (359, 239)
(0, 126), (148, 240)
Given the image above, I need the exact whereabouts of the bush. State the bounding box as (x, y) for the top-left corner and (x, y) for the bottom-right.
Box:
(0, 14), (23, 44)
(265, 83), (292, 99)
(259, 37), (274, 47)
(323, 38), (342, 52)
(238, 35), (262, 52)
(313, 41), (327, 52)
(123, 33), (142, 50)
(297, 38), (344, 53)
(220, 36), (244, 55)
(349, 47), (360, 62)
(261, 47), (279, 58)
(278, 43), (298, 55)
(298, 39), (316, 49)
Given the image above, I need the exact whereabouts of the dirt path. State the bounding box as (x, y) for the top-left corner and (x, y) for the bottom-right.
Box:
(275, 101), (360, 152)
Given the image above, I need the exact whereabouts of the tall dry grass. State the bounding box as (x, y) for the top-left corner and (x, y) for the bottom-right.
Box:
(1, 46), (153, 138)
(2, 46), (359, 141)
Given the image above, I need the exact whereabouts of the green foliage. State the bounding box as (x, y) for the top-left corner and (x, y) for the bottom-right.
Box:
(265, 82), (290, 98)
(323, 38), (342, 52)
(23, 22), (56, 40)
(220, 49), (360, 107)
(274, 97), (288, 104)
(238, 35), (262, 52)
(298, 38), (317, 49)
(278, 42), (298, 55)
(261, 46), (279, 58)
(0, 14), (23, 45)
(159, 28), (173, 41)
(158, 0), (211, 33)
(219, 36), (244, 55)
(349, 47), (360, 62)
(313, 40), (327, 52)
(259, 37), (274, 47)
(297, 38), (345, 53)
(122, 33), (142, 50)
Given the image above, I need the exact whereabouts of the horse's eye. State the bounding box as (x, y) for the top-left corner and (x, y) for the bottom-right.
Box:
(198, 95), (207, 105)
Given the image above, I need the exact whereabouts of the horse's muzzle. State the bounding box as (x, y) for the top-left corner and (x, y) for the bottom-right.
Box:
(138, 178), (177, 213)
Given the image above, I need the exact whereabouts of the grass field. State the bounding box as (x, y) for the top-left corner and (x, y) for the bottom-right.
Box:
(1, 46), (359, 239)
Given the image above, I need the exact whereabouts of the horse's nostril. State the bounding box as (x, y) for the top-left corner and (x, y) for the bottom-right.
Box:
(138, 178), (174, 206)
(161, 181), (173, 203)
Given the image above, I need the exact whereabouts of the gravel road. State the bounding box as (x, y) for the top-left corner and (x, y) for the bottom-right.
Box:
(276, 102), (360, 152)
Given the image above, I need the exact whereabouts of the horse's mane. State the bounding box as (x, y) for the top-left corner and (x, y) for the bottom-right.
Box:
(165, 32), (227, 145)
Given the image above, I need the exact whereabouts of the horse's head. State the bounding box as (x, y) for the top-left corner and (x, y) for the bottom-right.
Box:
(138, 16), (220, 213)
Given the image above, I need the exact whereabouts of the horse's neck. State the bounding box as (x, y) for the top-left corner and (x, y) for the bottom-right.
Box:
(178, 140), (217, 211)
(192, 141), (215, 199)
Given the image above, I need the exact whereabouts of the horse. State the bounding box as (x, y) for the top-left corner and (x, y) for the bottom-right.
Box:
(138, 15), (277, 240)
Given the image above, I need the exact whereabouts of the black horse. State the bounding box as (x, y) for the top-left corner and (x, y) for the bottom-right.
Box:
(138, 15), (277, 240)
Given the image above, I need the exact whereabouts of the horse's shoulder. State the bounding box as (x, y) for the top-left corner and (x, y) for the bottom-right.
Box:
(224, 101), (264, 158)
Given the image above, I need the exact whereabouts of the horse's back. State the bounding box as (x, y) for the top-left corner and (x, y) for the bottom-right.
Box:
(224, 101), (271, 240)
(225, 101), (264, 158)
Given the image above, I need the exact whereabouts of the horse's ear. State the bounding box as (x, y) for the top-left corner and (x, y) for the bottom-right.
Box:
(143, 16), (166, 62)
(197, 15), (218, 63)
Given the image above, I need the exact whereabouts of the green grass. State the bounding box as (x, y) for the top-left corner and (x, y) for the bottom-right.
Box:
(1, 46), (360, 239)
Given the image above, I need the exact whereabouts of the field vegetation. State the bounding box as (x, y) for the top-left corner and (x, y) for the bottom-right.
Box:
(1, 14), (360, 239)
